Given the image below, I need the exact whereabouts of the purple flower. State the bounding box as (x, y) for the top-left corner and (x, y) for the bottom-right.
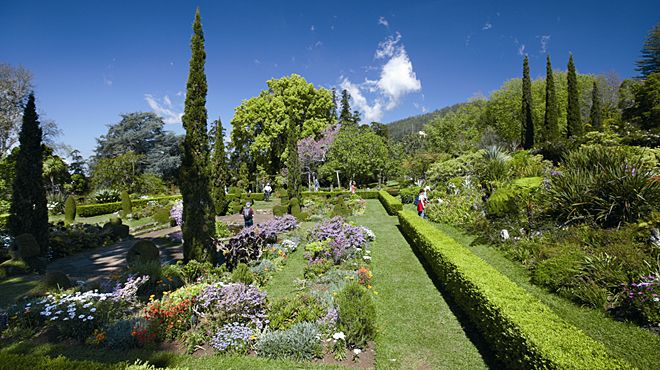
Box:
(198, 283), (268, 330)
(170, 200), (183, 226)
(211, 322), (254, 352)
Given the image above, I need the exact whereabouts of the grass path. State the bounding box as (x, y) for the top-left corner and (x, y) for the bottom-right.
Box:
(355, 200), (488, 370)
(429, 221), (660, 370)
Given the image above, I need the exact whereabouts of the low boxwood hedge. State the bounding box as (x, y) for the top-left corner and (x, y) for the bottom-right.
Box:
(77, 195), (181, 217)
(301, 190), (379, 199)
(0, 352), (123, 370)
(397, 210), (631, 369)
(378, 190), (402, 215)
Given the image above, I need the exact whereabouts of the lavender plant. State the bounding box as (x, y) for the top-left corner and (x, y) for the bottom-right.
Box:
(198, 283), (268, 330)
(210, 322), (254, 353)
(170, 200), (183, 226)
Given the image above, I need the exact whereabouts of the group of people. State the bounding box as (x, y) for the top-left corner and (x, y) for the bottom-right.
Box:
(415, 186), (430, 218)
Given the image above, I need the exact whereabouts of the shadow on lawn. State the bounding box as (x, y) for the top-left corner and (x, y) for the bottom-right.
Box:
(397, 223), (503, 370)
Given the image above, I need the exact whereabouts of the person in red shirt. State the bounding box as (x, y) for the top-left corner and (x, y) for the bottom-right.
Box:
(415, 189), (426, 218)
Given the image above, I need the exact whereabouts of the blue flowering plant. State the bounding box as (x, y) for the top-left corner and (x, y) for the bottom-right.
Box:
(197, 283), (269, 332)
(210, 322), (255, 354)
(307, 217), (371, 265)
(622, 274), (660, 326)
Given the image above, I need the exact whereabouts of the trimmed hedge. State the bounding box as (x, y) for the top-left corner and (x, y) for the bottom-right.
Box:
(77, 195), (181, 217)
(397, 210), (631, 369)
(227, 193), (265, 202)
(0, 213), (8, 229)
(301, 190), (379, 199)
(0, 352), (123, 370)
(378, 190), (402, 215)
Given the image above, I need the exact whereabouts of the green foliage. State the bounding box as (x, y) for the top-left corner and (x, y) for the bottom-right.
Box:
(549, 145), (660, 227)
(303, 257), (333, 279)
(215, 221), (231, 238)
(330, 196), (351, 217)
(635, 22), (660, 78)
(0, 353), (122, 370)
(486, 177), (542, 217)
(521, 55), (535, 148)
(622, 72), (660, 132)
(567, 54), (583, 138)
(231, 263), (255, 285)
(336, 282), (376, 347)
(64, 195), (76, 225)
(397, 210), (632, 369)
(268, 293), (327, 330)
(126, 240), (160, 267)
(426, 151), (483, 184)
(426, 183), (483, 226)
(255, 322), (323, 361)
(425, 101), (485, 156)
(120, 190), (132, 217)
(76, 195), (181, 217)
(9, 94), (49, 257)
(272, 204), (287, 217)
(14, 233), (40, 259)
(531, 248), (586, 292)
(378, 190), (402, 215)
(134, 173), (167, 195)
(152, 206), (171, 224)
(287, 121), (302, 203)
(544, 55), (560, 143)
(91, 152), (146, 193)
(210, 118), (228, 215)
(0, 213), (8, 229)
(590, 80), (603, 131)
(398, 187), (420, 204)
(93, 189), (121, 203)
(105, 318), (141, 350)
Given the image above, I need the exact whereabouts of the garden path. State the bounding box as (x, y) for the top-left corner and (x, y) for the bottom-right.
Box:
(46, 210), (275, 285)
(355, 200), (489, 369)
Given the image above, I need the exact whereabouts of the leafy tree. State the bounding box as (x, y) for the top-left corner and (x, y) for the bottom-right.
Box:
(623, 72), (660, 131)
(521, 56), (535, 149)
(339, 89), (354, 127)
(590, 80), (603, 131)
(230, 75), (333, 176)
(42, 150), (70, 193)
(67, 149), (86, 175)
(0, 64), (32, 157)
(425, 100), (484, 155)
(91, 151), (144, 192)
(92, 112), (181, 181)
(370, 122), (389, 138)
(286, 120), (302, 203)
(636, 22), (660, 78)
(9, 93), (49, 255)
(331, 87), (338, 121)
(180, 9), (216, 263)
(566, 54), (583, 138)
(210, 118), (229, 215)
(544, 55), (560, 142)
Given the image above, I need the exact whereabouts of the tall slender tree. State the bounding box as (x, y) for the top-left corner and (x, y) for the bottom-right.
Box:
(330, 87), (338, 121)
(543, 55), (559, 142)
(636, 22), (659, 78)
(180, 9), (216, 263)
(211, 118), (228, 215)
(9, 93), (49, 255)
(590, 80), (603, 131)
(286, 119), (302, 204)
(566, 54), (583, 138)
(339, 89), (354, 127)
(521, 55), (534, 149)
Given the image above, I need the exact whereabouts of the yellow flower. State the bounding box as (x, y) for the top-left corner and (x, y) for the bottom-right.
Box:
(149, 294), (155, 301)
(163, 291), (170, 295)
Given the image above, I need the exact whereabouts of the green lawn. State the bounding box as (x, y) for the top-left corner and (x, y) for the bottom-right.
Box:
(0, 276), (39, 308)
(429, 221), (660, 370)
(354, 200), (488, 369)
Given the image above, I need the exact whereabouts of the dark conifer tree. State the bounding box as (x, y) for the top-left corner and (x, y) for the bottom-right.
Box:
(521, 55), (534, 149)
(339, 89), (355, 127)
(544, 55), (560, 142)
(286, 120), (301, 205)
(9, 93), (49, 255)
(330, 87), (338, 121)
(211, 118), (228, 215)
(590, 80), (603, 132)
(180, 9), (216, 263)
(636, 22), (659, 78)
(566, 54), (583, 138)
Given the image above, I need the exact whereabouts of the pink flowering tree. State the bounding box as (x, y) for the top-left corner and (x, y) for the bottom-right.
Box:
(298, 124), (339, 190)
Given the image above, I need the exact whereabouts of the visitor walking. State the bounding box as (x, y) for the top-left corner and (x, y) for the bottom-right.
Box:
(314, 178), (320, 192)
(350, 181), (357, 194)
(241, 201), (254, 227)
(415, 189), (427, 218)
(263, 182), (272, 201)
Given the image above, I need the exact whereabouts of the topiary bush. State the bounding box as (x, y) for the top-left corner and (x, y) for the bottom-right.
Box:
(152, 206), (171, 225)
(127, 240), (160, 267)
(331, 196), (351, 217)
(64, 196), (77, 225)
(102, 222), (129, 239)
(335, 282), (376, 347)
(231, 263), (255, 285)
(255, 322), (322, 361)
(120, 191), (132, 218)
(272, 205), (287, 217)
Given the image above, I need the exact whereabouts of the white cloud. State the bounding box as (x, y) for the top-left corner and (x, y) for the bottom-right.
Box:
(339, 33), (422, 122)
(465, 34), (472, 47)
(310, 25), (315, 31)
(103, 75), (113, 86)
(254, 58), (261, 64)
(375, 32), (401, 59)
(518, 43), (526, 56)
(540, 35), (551, 53)
(482, 21), (492, 30)
(378, 16), (389, 28)
(144, 94), (183, 124)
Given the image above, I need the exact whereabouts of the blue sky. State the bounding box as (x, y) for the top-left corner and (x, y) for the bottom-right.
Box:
(1, 0), (658, 158)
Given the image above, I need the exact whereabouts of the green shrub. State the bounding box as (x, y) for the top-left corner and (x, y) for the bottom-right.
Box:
(331, 196), (351, 217)
(487, 177), (543, 217)
(256, 322), (323, 361)
(531, 248), (585, 292)
(289, 197), (301, 215)
(94, 189), (121, 203)
(64, 196), (77, 225)
(399, 187), (420, 204)
(228, 201), (241, 215)
(77, 195), (181, 217)
(549, 145), (660, 227)
(268, 293), (327, 330)
(426, 150), (484, 184)
(231, 263), (255, 285)
(378, 190), (402, 215)
(0, 258), (30, 276)
(128, 259), (162, 282)
(272, 205), (287, 217)
(0, 353), (122, 370)
(127, 240), (160, 267)
(40, 271), (73, 290)
(152, 206), (171, 224)
(102, 222), (129, 239)
(397, 210), (632, 369)
(105, 318), (141, 349)
(215, 221), (231, 238)
(120, 191), (132, 217)
(335, 282), (376, 347)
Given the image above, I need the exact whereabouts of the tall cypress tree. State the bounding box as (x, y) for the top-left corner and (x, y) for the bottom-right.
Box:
(544, 55), (559, 142)
(330, 87), (338, 122)
(566, 54), (582, 138)
(9, 93), (49, 256)
(521, 55), (534, 149)
(211, 118), (228, 215)
(286, 119), (301, 204)
(339, 89), (354, 127)
(590, 80), (603, 131)
(180, 9), (216, 263)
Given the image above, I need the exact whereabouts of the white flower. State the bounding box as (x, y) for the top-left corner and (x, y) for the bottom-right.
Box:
(87, 315), (94, 320)
(355, 247), (362, 252)
(78, 314), (85, 319)
(83, 303), (92, 308)
(50, 317), (59, 321)
(63, 317), (69, 321)
(365, 250), (371, 254)
(90, 307), (96, 312)
(654, 297), (659, 302)
(363, 255), (372, 260)
(353, 348), (362, 355)
(332, 332), (346, 341)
